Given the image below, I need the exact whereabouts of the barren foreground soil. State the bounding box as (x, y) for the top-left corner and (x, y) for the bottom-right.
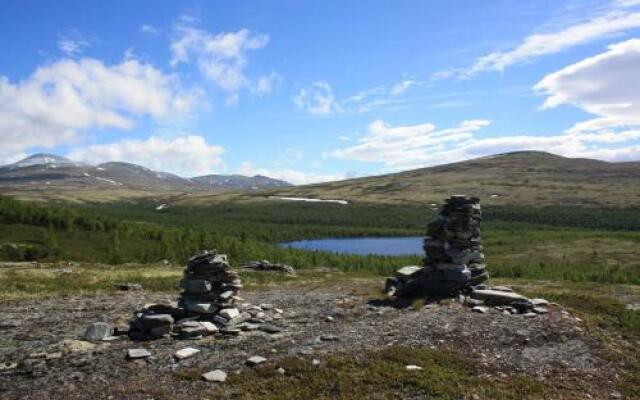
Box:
(0, 284), (631, 399)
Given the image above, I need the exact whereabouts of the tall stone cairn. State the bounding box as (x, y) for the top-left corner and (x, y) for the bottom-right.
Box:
(422, 195), (487, 292)
(385, 195), (488, 298)
(178, 250), (242, 316)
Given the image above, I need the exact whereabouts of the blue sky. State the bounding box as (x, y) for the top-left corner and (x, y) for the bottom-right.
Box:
(1, 0), (640, 183)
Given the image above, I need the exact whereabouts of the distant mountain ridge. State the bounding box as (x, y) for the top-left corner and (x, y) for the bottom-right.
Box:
(0, 153), (293, 192)
(4, 151), (640, 207)
(192, 174), (290, 190)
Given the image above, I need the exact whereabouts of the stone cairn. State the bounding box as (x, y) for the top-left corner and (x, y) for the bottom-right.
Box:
(423, 195), (488, 291)
(179, 251), (242, 316)
(127, 250), (284, 340)
(385, 195), (486, 297)
(385, 196), (549, 315)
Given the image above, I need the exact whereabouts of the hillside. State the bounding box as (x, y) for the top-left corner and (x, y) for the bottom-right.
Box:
(254, 151), (640, 207)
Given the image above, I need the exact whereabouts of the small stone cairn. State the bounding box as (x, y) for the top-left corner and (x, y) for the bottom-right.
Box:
(179, 251), (242, 316)
(385, 196), (548, 315)
(127, 250), (285, 340)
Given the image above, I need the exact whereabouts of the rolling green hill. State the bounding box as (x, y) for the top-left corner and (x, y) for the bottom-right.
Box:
(249, 151), (640, 207)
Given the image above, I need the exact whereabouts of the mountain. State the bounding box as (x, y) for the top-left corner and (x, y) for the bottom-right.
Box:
(6, 153), (78, 169)
(262, 151), (640, 207)
(191, 174), (291, 190)
(95, 162), (197, 190)
(0, 154), (292, 198)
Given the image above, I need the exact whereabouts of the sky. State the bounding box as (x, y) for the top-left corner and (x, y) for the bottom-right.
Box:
(2, 0), (640, 184)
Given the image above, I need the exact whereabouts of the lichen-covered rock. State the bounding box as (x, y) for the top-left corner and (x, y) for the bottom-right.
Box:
(243, 260), (296, 274)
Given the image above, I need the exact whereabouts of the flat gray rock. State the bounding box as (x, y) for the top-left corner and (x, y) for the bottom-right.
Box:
(174, 347), (200, 360)
(471, 306), (489, 314)
(83, 322), (114, 342)
(259, 324), (282, 334)
(140, 313), (174, 327)
(127, 348), (151, 359)
(200, 321), (219, 334)
(396, 265), (422, 277)
(219, 308), (240, 320)
(202, 369), (227, 382)
(246, 356), (267, 366)
(471, 289), (529, 306)
(531, 298), (550, 306)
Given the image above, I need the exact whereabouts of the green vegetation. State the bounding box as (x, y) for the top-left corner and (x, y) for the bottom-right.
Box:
(1, 196), (640, 288)
(196, 346), (549, 400)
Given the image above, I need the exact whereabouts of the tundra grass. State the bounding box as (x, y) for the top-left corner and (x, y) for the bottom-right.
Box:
(196, 346), (558, 399)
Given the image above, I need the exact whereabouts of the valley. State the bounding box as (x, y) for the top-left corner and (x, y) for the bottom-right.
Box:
(1, 151), (640, 399)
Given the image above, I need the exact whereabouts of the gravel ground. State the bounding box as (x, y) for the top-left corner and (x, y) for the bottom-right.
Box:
(0, 286), (622, 399)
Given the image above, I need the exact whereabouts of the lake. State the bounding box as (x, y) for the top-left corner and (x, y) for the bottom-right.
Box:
(279, 236), (423, 256)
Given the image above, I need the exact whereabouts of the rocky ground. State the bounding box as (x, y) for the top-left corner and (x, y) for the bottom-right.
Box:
(0, 284), (628, 400)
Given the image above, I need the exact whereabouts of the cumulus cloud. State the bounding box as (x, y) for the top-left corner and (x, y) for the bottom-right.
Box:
(170, 17), (272, 102)
(293, 81), (341, 115)
(464, 8), (640, 76)
(535, 38), (640, 132)
(68, 135), (224, 176)
(237, 161), (345, 185)
(330, 117), (640, 170)
(0, 57), (199, 155)
(331, 119), (491, 170)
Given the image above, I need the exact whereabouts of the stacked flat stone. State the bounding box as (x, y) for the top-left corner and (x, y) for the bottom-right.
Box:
(178, 250), (242, 317)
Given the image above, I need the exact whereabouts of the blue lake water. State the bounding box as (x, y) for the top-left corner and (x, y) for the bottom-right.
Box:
(279, 236), (423, 256)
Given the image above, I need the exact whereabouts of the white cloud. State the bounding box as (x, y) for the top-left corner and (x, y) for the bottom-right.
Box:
(68, 135), (224, 176)
(58, 31), (90, 57)
(330, 117), (640, 170)
(254, 71), (282, 95)
(331, 119), (491, 170)
(170, 17), (271, 102)
(617, 0), (640, 7)
(140, 24), (160, 36)
(293, 81), (341, 115)
(237, 161), (345, 185)
(389, 80), (415, 96)
(465, 9), (640, 76)
(535, 38), (640, 132)
(0, 57), (199, 155)
(0, 151), (28, 166)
